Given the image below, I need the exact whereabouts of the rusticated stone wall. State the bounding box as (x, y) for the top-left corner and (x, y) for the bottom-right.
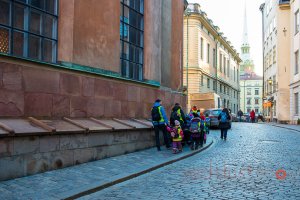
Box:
(0, 59), (186, 118)
(0, 129), (156, 181)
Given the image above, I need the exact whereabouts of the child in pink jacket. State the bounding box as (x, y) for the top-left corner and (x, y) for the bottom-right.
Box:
(167, 120), (184, 154)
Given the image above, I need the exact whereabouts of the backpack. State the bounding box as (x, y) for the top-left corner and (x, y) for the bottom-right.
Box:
(152, 106), (161, 121)
(220, 112), (228, 123)
(190, 117), (204, 133)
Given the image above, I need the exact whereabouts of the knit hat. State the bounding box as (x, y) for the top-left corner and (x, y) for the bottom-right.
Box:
(175, 120), (180, 126)
(192, 105), (197, 111)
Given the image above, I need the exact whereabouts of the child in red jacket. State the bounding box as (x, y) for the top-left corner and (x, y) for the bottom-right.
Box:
(167, 120), (184, 154)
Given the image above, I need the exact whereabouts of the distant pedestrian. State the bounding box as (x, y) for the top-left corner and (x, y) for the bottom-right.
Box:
(218, 108), (231, 141)
(237, 109), (243, 122)
(151, 99), (171, 151)
(167, 120), (184, 154)
(191, 105), (198, 116)
(250, 110), (255, 123)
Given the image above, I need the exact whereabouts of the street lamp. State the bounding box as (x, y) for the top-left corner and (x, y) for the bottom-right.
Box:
(268, 77), (273, 85)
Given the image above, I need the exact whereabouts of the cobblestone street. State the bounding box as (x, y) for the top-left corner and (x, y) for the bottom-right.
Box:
(80, 123), (300, 199)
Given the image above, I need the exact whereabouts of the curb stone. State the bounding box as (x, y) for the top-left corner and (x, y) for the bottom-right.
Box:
(63, 139), (214, 200)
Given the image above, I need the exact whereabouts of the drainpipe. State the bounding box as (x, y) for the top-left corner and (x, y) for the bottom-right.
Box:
(185, 12), (191, 112)
(260, 3), (265, 117)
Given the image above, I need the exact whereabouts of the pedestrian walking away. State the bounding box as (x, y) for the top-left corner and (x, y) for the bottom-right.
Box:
(218, 108), (231, 141)
(250, 110), (255, 123)
(189, 113), (205, 150)
(151, 99), (171, 151)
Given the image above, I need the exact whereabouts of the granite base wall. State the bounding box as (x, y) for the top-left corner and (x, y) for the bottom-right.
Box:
(0, 129), (157, 181)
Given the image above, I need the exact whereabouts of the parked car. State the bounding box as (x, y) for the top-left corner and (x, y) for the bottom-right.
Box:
(231, 113), (238, 122)
(204, 108), (232, 128)
(241, 114), (250, 122)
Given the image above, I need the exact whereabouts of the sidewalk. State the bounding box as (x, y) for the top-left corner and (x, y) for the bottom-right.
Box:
(261, 122), (300, 132)
(0, 137), (214, 200)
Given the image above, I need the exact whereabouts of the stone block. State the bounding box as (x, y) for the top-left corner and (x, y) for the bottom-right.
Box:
(24, 93), (53, 117)
(39, 135), (60, 153)
(73, 148), (95, 164)
(60, 73), (82, 95)
(94, 78), (113, 99)
(88, 132), (114, 147)
(24, 152), (51, 176)
(2, 62), (21, 72)
(120, 101), (129, 118)
(112, 82), (128, 101)
(70, 96), (88, 117)
(104, 100), (121, 118)
(123, 102), (137, 118)
(141, 88), (156, 104)
(0, 66), (2, 88)
(127, 85), (140, 102)
(3, 71), (23, 90)
(0, 89), (24, 117)
(13, 136), (39, 156)
(59, 134), (88, 150)
(23, 68), (60, 93)
(87, 98), (105, 117)
(82, 77), (95, 97)
(0, 156), (24, 181)
(0, 138), (13, 157)
(52, 95), (70, 117)
(50, 150), (74, 169)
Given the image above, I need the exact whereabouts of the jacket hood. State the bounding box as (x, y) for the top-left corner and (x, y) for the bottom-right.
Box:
(172, 105), (181, 112)
(153, 102), (161, 107)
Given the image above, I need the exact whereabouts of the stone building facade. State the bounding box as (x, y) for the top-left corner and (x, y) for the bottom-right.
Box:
(260, 0), (291, 123)
(289, 0), (300, 124)
(183, 3), (241, 113)
(0, 0), (187, 119)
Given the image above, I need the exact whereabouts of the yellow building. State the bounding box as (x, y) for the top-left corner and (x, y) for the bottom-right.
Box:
(183, 3), (242, 114)
(260, 0), (291, 123)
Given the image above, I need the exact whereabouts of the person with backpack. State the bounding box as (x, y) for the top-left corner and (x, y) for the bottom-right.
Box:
(166, 120), (184, 154)
(170, 103), (186, 127)
(189, 113), (205, 150)
(151, 99), (171, 151)
(218, 108), (231, 140)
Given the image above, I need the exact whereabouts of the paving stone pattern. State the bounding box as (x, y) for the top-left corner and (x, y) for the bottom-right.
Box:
(0, 134), (212, 199)
(80, 123), (300, 200)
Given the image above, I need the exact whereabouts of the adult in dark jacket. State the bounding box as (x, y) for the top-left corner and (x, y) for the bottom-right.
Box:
(237, 109), (243, 122)
(152, 99), (171, 151)
(218, 108), (231, 140)
(170, 103), (187, 127)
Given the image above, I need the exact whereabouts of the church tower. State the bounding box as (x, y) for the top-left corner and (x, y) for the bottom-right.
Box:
(240, 2), (254, 75)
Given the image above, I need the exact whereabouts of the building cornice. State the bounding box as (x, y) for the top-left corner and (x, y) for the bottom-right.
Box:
(184, 6), (242, 63)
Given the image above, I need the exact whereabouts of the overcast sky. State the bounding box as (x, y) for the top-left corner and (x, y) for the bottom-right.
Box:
(188, 0), (265, 75)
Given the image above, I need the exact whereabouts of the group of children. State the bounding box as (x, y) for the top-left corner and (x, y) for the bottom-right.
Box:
(167, 108), (211, 154)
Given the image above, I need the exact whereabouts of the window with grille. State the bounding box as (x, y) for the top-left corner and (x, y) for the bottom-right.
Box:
(120, 0), (144, 81)
(0, 0), (58, 63)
